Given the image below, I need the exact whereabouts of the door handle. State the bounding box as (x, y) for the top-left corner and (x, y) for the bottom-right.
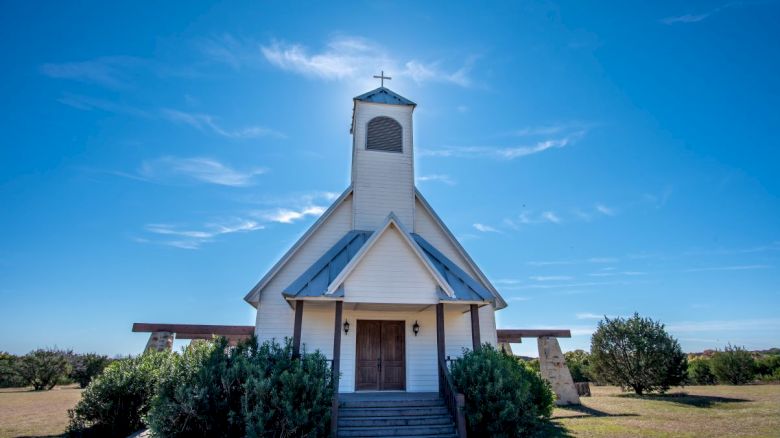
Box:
(377, 358), (381, 371)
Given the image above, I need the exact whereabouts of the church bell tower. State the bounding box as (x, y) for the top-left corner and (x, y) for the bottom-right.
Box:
(350, 79), (417, 231)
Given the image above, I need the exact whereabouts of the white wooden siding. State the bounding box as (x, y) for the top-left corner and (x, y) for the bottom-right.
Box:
(295, 305), (497, 393)
(343, 225), (439, 304)
(352, 102), (415, 231)
(254, 194), (353, 344)
(413, 197), (480, 279)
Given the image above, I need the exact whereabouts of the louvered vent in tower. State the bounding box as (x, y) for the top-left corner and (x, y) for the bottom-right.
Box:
(366, 116), (402, 153)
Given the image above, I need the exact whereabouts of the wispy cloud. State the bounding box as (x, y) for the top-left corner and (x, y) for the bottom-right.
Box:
(58, 94), (282, 140)
(494, 279), (523, 285)
(661, 12), (713, 24)
(504, 280), (630, 290)
(138, 157), (267, 187)
(667, 318), (780, 333)
(541, 211), (561, 224)
(258, 206), (327, 224)
(588, 271), (646, 277)
(576, 312), (607, 320)
(41, 55), (195, 88)
(161, 109), (284, 139)
(529, 276), (573, 281)
(526, 257), (619, 266)
(508, 122), (596, 138)
(41, 56), (143, 88)
(258, 36), (474, 87)
(143, 219), (264, 249)
(416, 174), (456, 185)
(473, 223), (500, 233)
(660, 1), (762, 25)
(683, 264), (772, 273)
(421, 134), (583, 160)
(197, 34), (264, 70)
(58, 93), (151, 118)
(595, 204), (616, 216)
(504, 210), (564, 229)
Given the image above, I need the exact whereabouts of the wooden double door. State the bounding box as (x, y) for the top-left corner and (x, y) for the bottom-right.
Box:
(355, 320), (406, 391)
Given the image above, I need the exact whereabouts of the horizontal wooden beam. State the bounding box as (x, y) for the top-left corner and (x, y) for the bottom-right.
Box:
(132, 323), (254, 336)
(174, 333), (252, 340)
(497, 329), (571, 343)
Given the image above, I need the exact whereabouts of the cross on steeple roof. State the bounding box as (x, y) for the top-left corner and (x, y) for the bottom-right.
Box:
(373, 70), (392, 87)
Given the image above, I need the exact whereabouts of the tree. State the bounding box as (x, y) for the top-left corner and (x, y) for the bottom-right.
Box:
(711, 344), (755, 385)
(17, 348), (71, 390)
(564, 350), (592, 382)
(590, 313), (687, 395)
(755, 354), (780, 379)
(687, 358), (716, 385)
(0, 352), (24, 388)
(69, 353), (111, 388)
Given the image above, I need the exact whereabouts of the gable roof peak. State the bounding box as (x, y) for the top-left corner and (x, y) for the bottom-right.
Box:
(354, 87), (416, 106)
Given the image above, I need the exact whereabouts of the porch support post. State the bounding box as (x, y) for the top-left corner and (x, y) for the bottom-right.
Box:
(331, 301), (343, 437)
(470, 304), (481, 351)
(292, 300), (304, 358)
(436, 303), (446, 394)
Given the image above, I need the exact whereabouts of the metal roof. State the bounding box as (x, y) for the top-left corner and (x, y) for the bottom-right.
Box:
(283, 228), (493, 304)
(282, 230), (372, 299)
(412, 234), (495, 303)
(354, 87), (416, 106)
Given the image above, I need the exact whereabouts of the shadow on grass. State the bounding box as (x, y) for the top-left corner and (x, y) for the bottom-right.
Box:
(544, 404), (642, 437)
(555, 404), (641, 419)
(615, 392), (750, 408)
(15, 435), (64, 438)
(541, 421), (575, 437)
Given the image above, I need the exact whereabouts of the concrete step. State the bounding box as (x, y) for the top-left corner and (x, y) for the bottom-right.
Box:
(337, 424), (456, 437)
(339, 398), (444, 408)
(339, 414), (453, 428)
(338, 435), (457, 438)
(338, 406), (450, 417)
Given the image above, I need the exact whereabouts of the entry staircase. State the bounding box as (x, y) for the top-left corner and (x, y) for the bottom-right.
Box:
(336, 392), (458, 437)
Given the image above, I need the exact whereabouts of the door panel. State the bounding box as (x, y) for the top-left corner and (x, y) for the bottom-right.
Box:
(355, 320), (406, 391)
(355, 321), (381, 390)
(380, 321), (406, 390)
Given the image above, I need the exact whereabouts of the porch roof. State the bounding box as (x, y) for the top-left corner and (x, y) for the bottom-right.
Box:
(282, 229), (493, 304)
(413, 234), (494, 303)
(282, 230), (371, 299)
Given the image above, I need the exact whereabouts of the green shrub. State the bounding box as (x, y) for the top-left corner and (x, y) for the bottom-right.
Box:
(590, 313), (687, 395)
(711, 344), (755, 385)
(687, 358), (716, 385)
(146, 337), (334, 438)
(0, 352), (25, 388)
(69, 353), (112, 388)
(755, 354), (780, 379)
(67, 351), (172, 437)
(564, 350), (592, 382)
(17, 348), (72, 391)
(243, 340), (334, 438)
(450, 344), (554, 438)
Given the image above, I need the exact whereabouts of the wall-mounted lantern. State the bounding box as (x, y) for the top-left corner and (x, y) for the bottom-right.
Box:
(412, 320), (420, 336)
(343, 320), (350, 335)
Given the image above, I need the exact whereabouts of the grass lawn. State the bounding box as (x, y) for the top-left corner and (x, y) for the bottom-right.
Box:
(0, 385), (82, 438)
(550, 385), (780, 437)
(0, 384), (778, 437)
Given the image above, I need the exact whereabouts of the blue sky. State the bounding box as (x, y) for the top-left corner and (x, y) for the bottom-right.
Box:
(1, 1), (779, 357)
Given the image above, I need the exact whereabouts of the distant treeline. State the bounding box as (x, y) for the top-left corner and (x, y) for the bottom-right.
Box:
(0, 349), (112, 390)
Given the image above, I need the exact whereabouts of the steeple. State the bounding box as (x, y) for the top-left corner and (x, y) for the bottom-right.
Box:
(350, 85), (416, 231)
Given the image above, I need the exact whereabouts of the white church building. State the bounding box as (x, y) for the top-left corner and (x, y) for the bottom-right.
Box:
(244, 85), (507, 394)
